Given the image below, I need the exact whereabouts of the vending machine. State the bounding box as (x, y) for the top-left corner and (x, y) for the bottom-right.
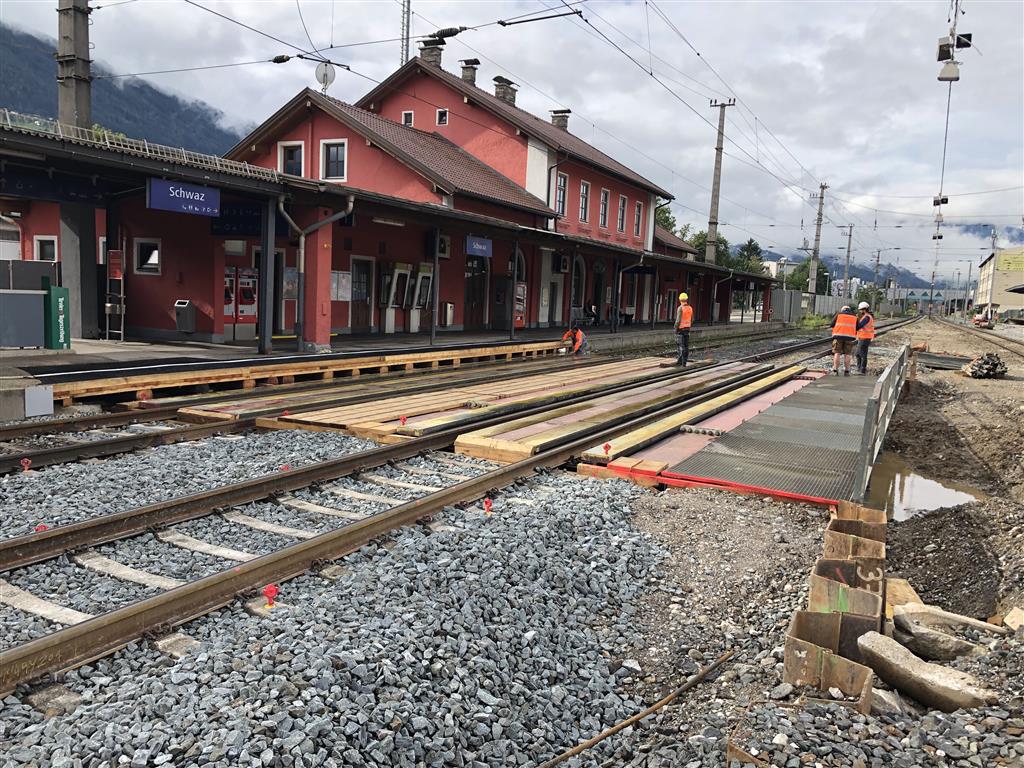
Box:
(235, 268), (258, 340)
(513, 281), (527, 329)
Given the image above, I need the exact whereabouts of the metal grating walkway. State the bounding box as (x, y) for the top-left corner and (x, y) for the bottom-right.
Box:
(663, 373), (879, 501)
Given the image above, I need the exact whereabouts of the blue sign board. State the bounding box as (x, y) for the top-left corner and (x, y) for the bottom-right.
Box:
(147, 178), (221, 217)
(465, 235), (493, 258)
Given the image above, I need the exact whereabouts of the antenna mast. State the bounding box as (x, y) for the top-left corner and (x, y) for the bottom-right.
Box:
(401, 0), (411, 65)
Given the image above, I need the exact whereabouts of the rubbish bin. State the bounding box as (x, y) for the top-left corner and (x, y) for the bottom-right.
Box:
(174, 299), (196, 333)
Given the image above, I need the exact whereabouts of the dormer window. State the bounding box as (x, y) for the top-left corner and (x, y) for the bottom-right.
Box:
(402, 111), (414, 127)
(278, 142), (304, 175)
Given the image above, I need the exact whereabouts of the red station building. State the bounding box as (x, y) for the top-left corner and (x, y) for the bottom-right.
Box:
(0, 40), (773, 351)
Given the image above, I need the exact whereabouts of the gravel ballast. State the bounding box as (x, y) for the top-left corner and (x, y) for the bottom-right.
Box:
(0, 472), (663, 767)
(0, 430), (376, 539)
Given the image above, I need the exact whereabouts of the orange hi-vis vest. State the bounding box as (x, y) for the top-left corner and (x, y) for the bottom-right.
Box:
(562, 328), (584, 353)
(857, 313), (875, 340)
(832, 312), (857, 340)
(677, 304), (693, 330)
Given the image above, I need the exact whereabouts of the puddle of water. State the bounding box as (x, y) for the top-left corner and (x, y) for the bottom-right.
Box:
(866, 451), (986, 521)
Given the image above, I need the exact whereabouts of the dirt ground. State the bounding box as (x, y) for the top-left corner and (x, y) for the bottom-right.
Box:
(878, 317), (1024, 616)
(610, 488), (827, 764)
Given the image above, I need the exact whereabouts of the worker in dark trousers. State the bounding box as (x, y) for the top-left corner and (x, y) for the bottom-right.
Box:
(830, 305), (857, 376)
(561, 323), (589, 356)
(675, 292), (693, 366)
(855, 301), (875, 374)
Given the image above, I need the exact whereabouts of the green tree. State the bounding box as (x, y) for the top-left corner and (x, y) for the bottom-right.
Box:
(654, 200), (677, 234)
(855, 285), (885, 310)
(783, 258), (829, 294)
(688, 229), (730, 265)
(91, 123), (126, 141)
(735, 238), (766, 275)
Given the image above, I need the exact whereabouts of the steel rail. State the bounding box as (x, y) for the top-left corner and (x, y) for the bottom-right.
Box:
(0, 356), (711, 474)
(0, 355), (595, 442)
(0, 364), (780, 695)
(0, 419), (255, 474)
(935, 316), (1024, 360)
(0, 323), (921, 693)
(0, 363), (765, 573)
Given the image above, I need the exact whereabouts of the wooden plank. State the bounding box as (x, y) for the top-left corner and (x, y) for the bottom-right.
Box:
(453, 435), (530, 463)
(579, 366), (804, 464)
(52, 341), (565, 401)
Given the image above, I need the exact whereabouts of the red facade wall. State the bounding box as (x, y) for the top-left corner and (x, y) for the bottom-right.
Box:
(557, 159), (649, 252)
(370, 71), (529, 187)
(238, 108), (441, 204)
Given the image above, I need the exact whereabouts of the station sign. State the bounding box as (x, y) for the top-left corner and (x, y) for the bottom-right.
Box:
(465, 235), (493, 258)
(147, 178), (221, 217)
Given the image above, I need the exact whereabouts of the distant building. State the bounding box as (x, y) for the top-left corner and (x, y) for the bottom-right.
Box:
(974, 248), (1024, 319)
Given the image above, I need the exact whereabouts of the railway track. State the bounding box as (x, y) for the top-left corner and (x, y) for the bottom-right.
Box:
(0, 317), (919, 695)
(0, 321), (910, 473)
(935, 316), (1024, 360)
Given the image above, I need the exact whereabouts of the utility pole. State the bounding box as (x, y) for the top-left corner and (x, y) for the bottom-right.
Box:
(963, 259), (972, 322)
(808, 182), (828, 294)
(986, 227), (998, 319)
(704, 99), (734, 265)
(400, 0), (411, 65)
(57, 0), (91, 127)
(842, 224), (853, 299)
(56, 0), (99, 338)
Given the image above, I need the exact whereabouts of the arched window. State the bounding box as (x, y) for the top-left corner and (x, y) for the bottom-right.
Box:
(571, 254), (586, 308)
(515, 249), (527, 282)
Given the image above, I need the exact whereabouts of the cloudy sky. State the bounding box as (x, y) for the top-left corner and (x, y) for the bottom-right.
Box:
(3, 0), (1022, 283)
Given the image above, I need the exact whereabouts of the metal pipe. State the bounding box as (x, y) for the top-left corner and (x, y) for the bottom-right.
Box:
(278, 195), (354, 351)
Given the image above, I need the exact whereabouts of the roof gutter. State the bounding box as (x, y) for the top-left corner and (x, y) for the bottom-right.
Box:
(278, 193), (355, 353)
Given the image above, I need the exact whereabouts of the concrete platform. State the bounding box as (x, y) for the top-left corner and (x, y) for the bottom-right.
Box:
(662, 372), (880, 502)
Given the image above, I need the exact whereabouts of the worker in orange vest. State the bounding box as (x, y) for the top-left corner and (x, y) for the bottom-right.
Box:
(855, 301), (875, 374)
(675, 293), (694, 366)
(562, 323), (589, 355)
(830, 304), (858, 376)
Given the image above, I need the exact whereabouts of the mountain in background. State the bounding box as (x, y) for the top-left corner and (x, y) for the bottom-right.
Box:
(767, 250), (933, 288)
(0, 24), (243, 156)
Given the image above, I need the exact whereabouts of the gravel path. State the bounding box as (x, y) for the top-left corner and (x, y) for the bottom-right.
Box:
(0, 430), (376, 539)
(0, 472), (666, 768)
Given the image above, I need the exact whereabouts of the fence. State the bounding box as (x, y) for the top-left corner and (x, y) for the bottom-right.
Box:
(772, 289), (901, 324)
(851, 343), (910, 501)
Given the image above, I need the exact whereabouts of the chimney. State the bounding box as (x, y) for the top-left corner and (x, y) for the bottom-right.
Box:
(460, 58), (480, 86)
(493, 76), (517, 106)
(550, 109), (571, 131)
(418, 39), (444, 68)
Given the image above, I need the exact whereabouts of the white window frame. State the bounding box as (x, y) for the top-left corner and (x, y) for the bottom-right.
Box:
(436, 108), (448, 126)
(617, 195), (627, 232)
(599, 189), (610, 228)
(277, 140), (305, 176)
(579, 180), (590, 223)
(33, 235), (58, 262)
(555, 172), (568, 217)
(634, 201), (644, 237)
(133, 237), (162, 276)
(401, 111), (414, 127)
(319, 138), (348, 181)
(98, 235), (107, 265)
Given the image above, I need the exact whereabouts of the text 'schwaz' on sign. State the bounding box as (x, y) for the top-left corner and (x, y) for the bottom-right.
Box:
(147, 178), (221, 217)
(465, 235), (493, 258)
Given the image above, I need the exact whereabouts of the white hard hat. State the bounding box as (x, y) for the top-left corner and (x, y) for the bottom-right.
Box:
(858, 301), (870, 310)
